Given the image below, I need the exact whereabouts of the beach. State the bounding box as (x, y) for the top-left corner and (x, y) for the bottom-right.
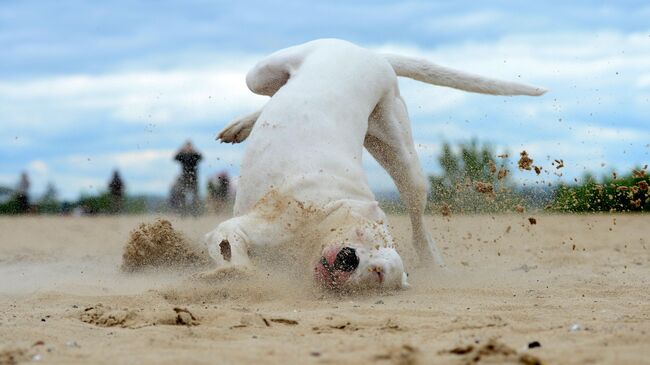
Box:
(1, 214), (649, 364)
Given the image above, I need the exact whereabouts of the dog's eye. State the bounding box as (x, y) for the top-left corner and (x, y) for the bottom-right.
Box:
(333, 247), (359, 272)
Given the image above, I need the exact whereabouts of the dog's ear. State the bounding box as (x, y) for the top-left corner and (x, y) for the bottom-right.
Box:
(246, 43), (313, 96)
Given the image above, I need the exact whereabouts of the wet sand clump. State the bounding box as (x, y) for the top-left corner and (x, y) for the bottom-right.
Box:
(518, 150), (533, 171)
(121, 219), (210, 272)
(474, 181), (494, 194)
(443, 338), (542, 365)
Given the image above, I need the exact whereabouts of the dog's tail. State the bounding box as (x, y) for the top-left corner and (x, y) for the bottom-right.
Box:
(383, 54), (546, 96)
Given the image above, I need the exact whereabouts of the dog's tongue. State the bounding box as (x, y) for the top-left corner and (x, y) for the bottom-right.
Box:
(321, 246), (340, 266)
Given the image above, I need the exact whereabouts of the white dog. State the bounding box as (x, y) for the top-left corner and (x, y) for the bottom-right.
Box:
(205, 39), (545, 289)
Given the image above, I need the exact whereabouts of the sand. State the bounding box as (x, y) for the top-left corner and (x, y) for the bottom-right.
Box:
(1, 214), (649, 364)
(121, 219), (210, 272)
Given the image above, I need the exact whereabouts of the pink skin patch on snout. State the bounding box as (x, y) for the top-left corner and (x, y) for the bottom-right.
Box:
(313, 246), (354, 289)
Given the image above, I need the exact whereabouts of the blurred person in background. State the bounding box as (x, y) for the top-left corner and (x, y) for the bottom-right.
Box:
(207, 171), (231, 213)
(172, 141), (203, 216)
(108, 169), (124, 214)
(15, 172), (30, 214)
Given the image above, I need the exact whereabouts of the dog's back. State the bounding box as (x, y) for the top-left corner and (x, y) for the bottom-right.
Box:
(235, 40), (395, 214)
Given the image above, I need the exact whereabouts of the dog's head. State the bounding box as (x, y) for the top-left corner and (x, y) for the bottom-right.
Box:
(313, 228), (408, 290)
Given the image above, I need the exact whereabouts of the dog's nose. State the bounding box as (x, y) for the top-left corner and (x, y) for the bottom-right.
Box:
(332, 247), (359, 272)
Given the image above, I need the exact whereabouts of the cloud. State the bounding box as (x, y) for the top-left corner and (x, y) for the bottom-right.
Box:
(24, 145), (245, 199)
(374, 29), (650, 91)
(3, 21), (650, 199)
(571, 125), (650, 143)
(420, 10), (503, 33)
(0, 65), (267, 130)
(398, 78), (468, 115)
(27, 160), (48, 174)
(638, 74), (650, 88)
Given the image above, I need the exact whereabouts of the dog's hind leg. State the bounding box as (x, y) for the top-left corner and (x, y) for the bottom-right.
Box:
(217, 43), (315, 143)
(246, 42), (314, 96)
(365, 90), (445, 268)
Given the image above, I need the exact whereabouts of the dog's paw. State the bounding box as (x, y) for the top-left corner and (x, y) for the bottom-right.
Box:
(217, 114), (256, 143)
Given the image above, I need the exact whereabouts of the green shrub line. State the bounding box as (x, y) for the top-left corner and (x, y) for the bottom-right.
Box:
(1, 141), (647, 215)
(550, 170), (649, 213)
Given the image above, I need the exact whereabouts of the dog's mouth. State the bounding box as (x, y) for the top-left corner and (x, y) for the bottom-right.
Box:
(314, 246), (359, 288)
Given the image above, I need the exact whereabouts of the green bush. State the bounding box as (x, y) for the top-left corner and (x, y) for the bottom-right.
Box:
(551, 169), (649, 212)
(38, 183), (60, 214)
(75, 192), (148, 214)
(428, 140), (524, 214)
(0, 199), (20, 214)
(76, 193), (113, 214)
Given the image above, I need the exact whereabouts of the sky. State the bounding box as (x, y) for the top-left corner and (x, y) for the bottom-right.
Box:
(1, 0), (649, 200)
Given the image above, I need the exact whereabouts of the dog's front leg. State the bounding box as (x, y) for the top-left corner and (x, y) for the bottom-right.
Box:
(204, 217), (253, 267)
(217, 107), (263, 144)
